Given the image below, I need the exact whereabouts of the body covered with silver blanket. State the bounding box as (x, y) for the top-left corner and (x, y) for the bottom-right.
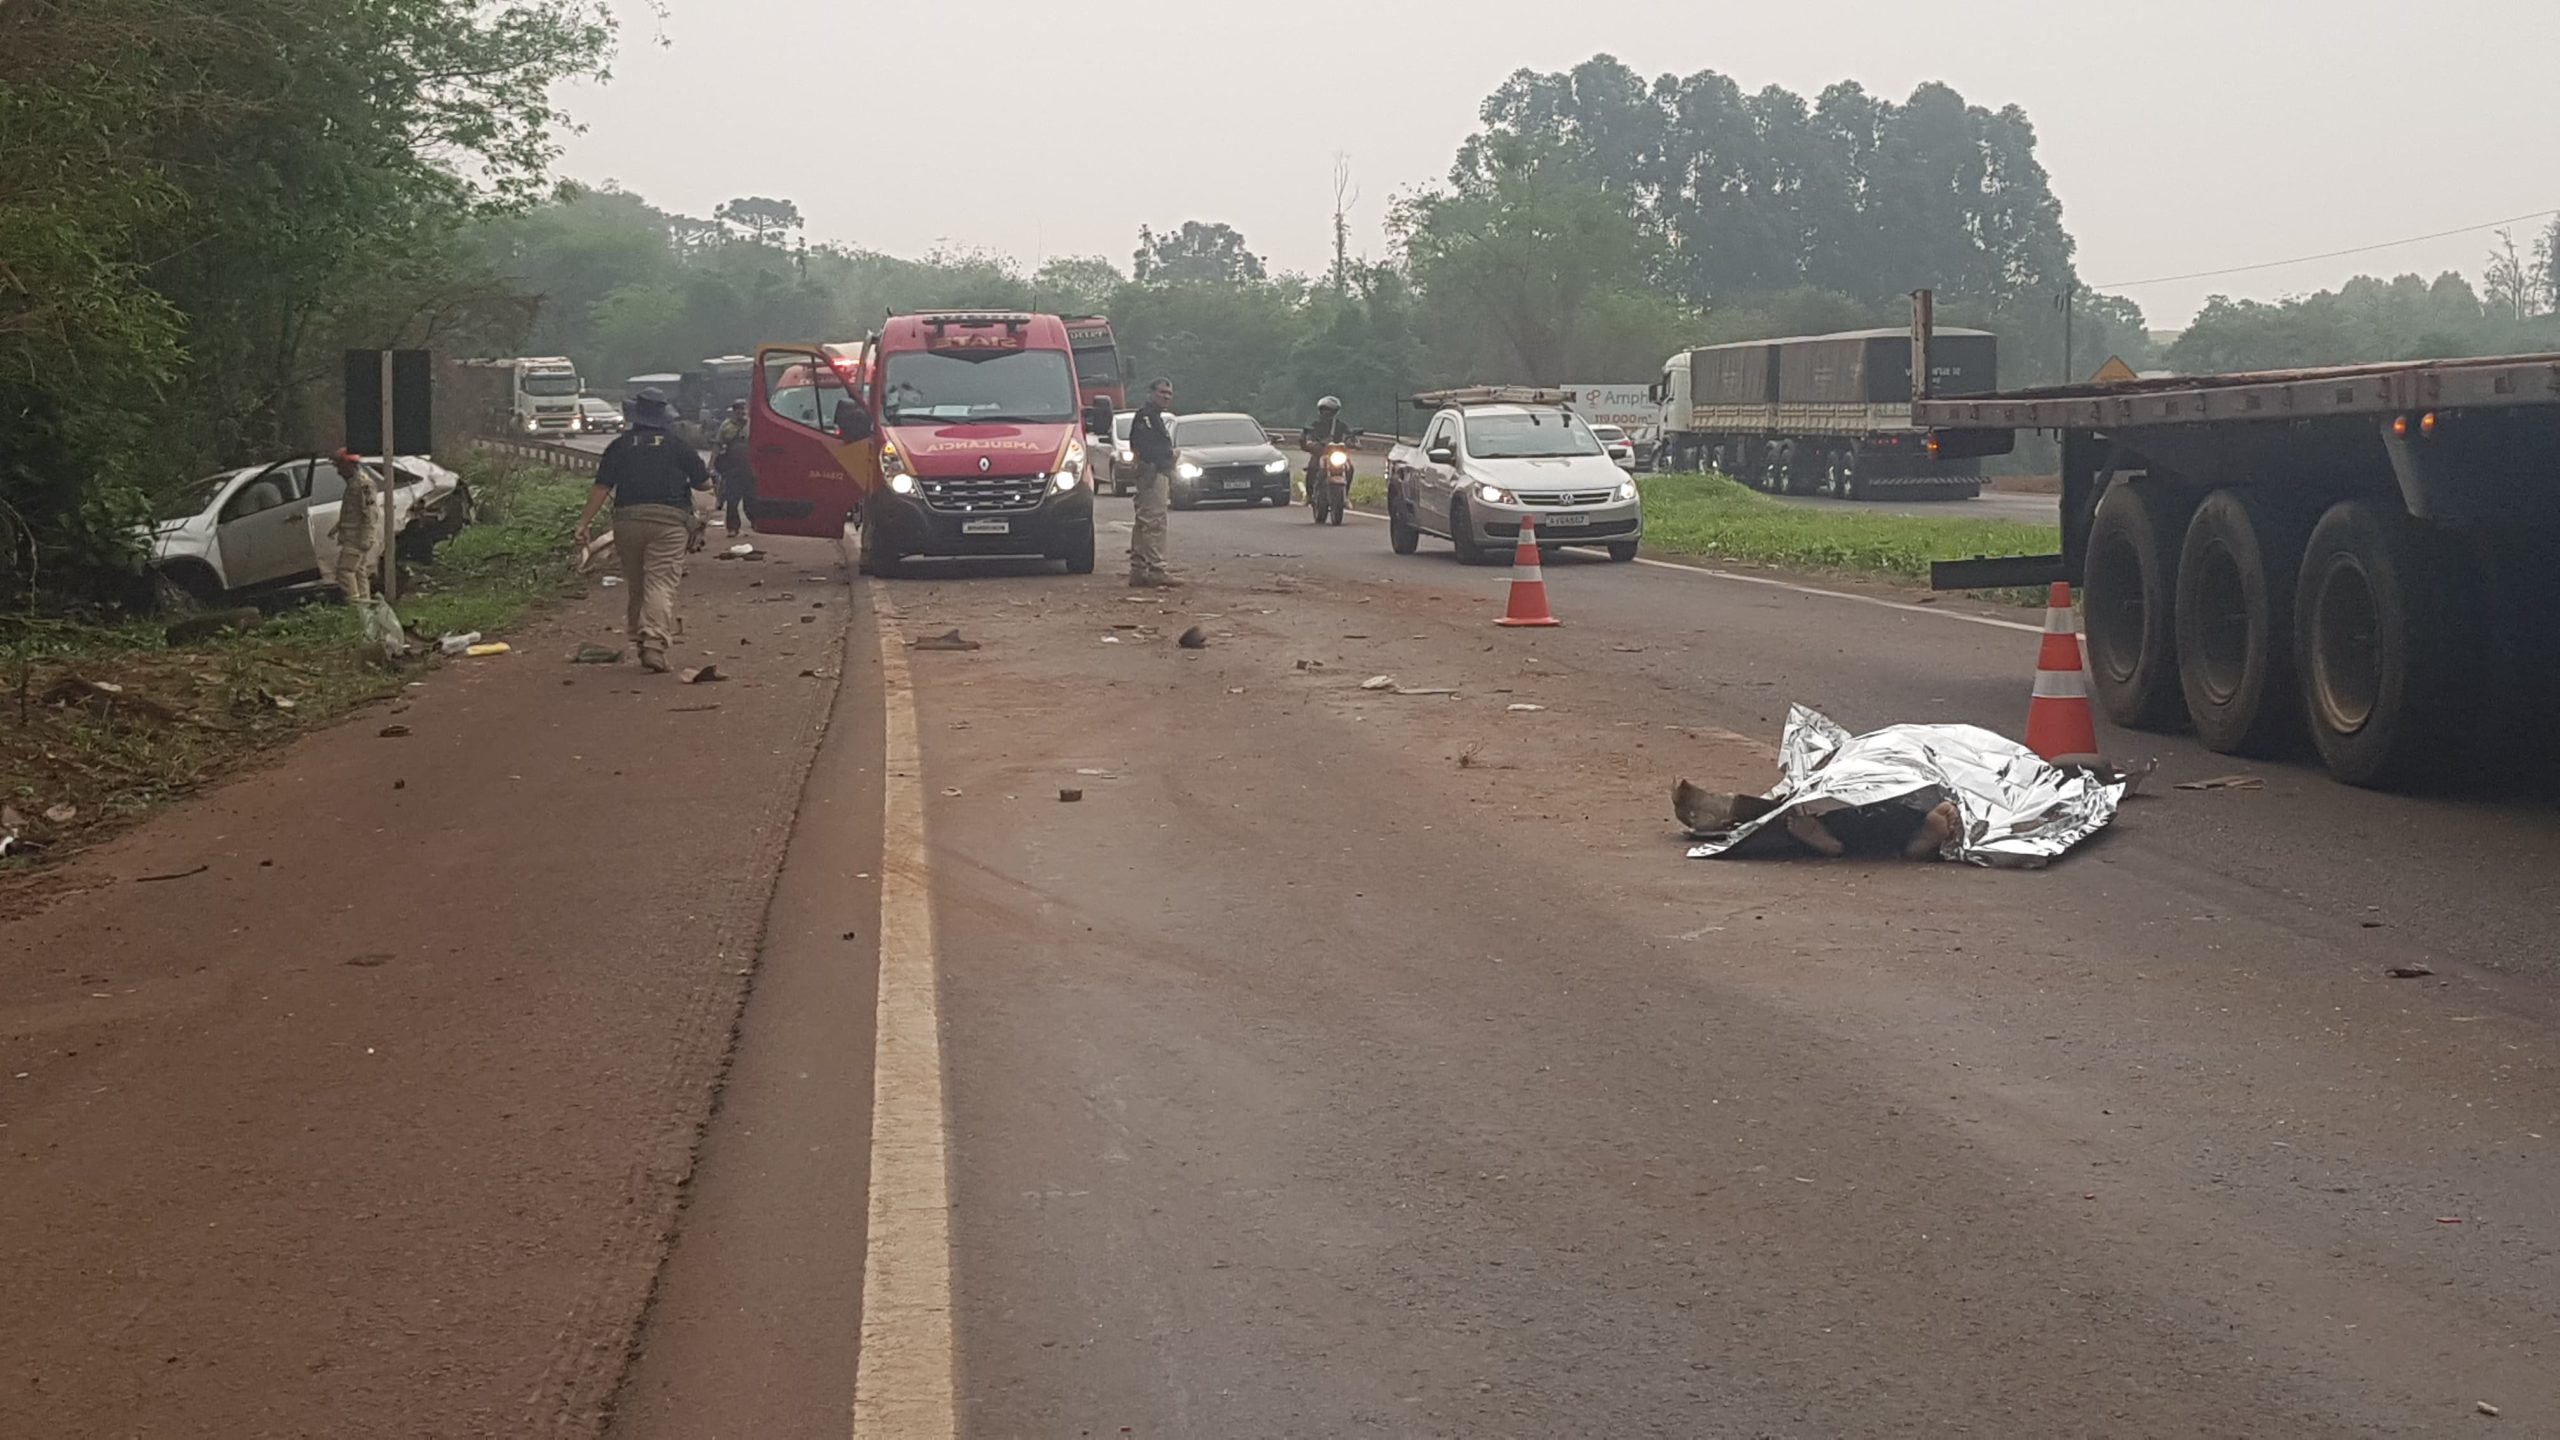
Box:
(1685, 705), (2127, 867)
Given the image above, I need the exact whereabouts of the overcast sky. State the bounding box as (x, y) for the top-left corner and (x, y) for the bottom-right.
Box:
(555, 0), (2560, 331)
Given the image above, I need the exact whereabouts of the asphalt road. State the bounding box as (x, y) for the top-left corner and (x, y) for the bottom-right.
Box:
(620, 497), (2560, 1436)
(11, 488), (2555, 1436)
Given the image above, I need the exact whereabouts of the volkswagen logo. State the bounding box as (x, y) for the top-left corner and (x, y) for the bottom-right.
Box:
(978, 456), (991, 473)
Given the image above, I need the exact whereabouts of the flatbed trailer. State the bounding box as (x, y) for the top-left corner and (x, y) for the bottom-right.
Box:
(1915, 352), (2560, 788)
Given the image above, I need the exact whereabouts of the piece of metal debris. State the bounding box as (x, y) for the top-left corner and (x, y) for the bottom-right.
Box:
(2176, 774), (2264, 792)
(911, 629), (981, 652)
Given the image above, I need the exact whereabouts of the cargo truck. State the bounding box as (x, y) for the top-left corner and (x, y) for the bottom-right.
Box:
(1915, 312), (2560, 790)
(1653, 329), (1996, 498)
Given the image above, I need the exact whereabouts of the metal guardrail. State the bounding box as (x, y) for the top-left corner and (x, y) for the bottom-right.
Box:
(466, 435), (602, 474)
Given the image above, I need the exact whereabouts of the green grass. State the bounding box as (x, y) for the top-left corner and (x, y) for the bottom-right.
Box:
(1354, 466), (2055, 587)
(0, 457), (591, 866)
(1634, 473), (2058, 583)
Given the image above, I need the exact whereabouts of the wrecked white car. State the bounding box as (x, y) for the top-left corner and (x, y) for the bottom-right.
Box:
(137, 455), (472, 609)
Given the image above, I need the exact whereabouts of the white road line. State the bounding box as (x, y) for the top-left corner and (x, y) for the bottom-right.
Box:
(854, 592), (957, 1439)
(1339, 509), (2041, 635)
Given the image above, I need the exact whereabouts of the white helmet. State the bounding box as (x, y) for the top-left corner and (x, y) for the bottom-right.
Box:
(1317, 395), (1342, 411)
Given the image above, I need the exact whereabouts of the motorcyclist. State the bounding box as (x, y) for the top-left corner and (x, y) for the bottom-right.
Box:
(1299, 395), (1353, 501)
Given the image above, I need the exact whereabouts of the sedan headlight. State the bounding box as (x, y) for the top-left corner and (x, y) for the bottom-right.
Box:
(1264, 459), (1289, 475)
(1617, 478), (1639, 501)
(1475, 481), (1515, 505)
(1176, 462), (1203, 481)
(1116, 446), (1135, 464)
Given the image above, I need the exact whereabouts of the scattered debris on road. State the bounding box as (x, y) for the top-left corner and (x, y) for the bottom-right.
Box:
(678, 665), (726, 685)
(2177, 774), (2265, 792)
(572, 645), (626, 665)
(1178, 626), (1210, 649)
(378, 724), (411, 738)
(1058, 788), (1084, 803)
(1506, 703), (1547, 713)
(2478, 1401), (2501, 1417)
(2386, 966), (2436, 979)
(135, 863), (210, 883)
(1362, 675), (1397, 691)
(1680, 705), (2127, 867)
(911, 629), (980, 652)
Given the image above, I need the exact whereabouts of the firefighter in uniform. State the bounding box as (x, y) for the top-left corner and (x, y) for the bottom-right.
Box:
(573, 389), (712, 673)
(712, 399), (755, 537)
(328, 450), (382, 604)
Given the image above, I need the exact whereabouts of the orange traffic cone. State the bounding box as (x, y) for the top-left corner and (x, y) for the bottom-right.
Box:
(2025, 581), (2099, 760)
(1496, 512), (1561, 627)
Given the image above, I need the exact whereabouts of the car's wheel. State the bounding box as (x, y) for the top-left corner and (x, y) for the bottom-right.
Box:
(1449, 498), (1490, 565)
(148, 564), (220, 615)
(1389, 500), (1420, 555)
(1056, 523), (1097, 576)
(1171, 486), (1198, 511)
(2175, 488), (2315, 756)
(2294, 500), (2473, 789)
(1607, 541), (1639, 563)
(2084, 480), (2192, 731)
(860, 519), (902, 579)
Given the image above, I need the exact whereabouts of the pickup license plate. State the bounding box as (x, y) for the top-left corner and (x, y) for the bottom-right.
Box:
(1543, 512), (1591, 527)
(961, 519), (1010, 535)
(1222, 478), (1253, 490)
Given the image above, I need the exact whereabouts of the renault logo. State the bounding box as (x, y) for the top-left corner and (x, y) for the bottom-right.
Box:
(978, 456), (991, 473)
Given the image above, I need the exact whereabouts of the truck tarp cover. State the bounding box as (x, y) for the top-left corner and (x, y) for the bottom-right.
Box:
(1777, 331), (1998, 405)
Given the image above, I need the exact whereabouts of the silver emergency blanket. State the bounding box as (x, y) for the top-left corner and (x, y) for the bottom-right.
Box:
(1685, 705), (2126, 868)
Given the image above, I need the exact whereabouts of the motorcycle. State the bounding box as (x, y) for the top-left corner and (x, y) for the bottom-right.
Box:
(1309, 443), (1353, 525)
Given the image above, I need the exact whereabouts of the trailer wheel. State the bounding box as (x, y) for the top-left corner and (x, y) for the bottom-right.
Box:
(2294, 500), (2472, 789)
(2084, 480), (2190, 731)
(2175, 489), (2315, 756)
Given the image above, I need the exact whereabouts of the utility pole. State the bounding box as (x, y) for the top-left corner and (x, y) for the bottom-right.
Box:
(2056, 280), (2078, 386)
(1331, 154), (1358, 298)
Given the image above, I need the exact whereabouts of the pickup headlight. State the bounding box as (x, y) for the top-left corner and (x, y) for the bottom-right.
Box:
(1617, 478), (1639, 501)
(1176, 461), (1203, 481)
(1116, 446), (1134, 464)
(1264, 459), (1289, 475)
(1475, 481), (1515, 505)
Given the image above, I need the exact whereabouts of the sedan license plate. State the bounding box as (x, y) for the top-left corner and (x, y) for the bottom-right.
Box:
(1543, 512), (1591, 527)
(961, 519), (1010, 535)
(1222, 478), (1254, 490)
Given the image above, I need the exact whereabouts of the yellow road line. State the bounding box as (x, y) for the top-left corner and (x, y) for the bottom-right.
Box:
(854, 590), (956, 1438)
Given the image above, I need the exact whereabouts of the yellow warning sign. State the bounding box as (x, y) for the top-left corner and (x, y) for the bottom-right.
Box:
(2090, 355), (2139, 385)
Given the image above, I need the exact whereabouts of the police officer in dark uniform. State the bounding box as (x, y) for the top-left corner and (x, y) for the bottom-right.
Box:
(573, 388), (712, 672)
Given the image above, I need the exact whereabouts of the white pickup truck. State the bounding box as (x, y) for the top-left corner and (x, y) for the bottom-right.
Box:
(1383, 388), (1643, 564)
